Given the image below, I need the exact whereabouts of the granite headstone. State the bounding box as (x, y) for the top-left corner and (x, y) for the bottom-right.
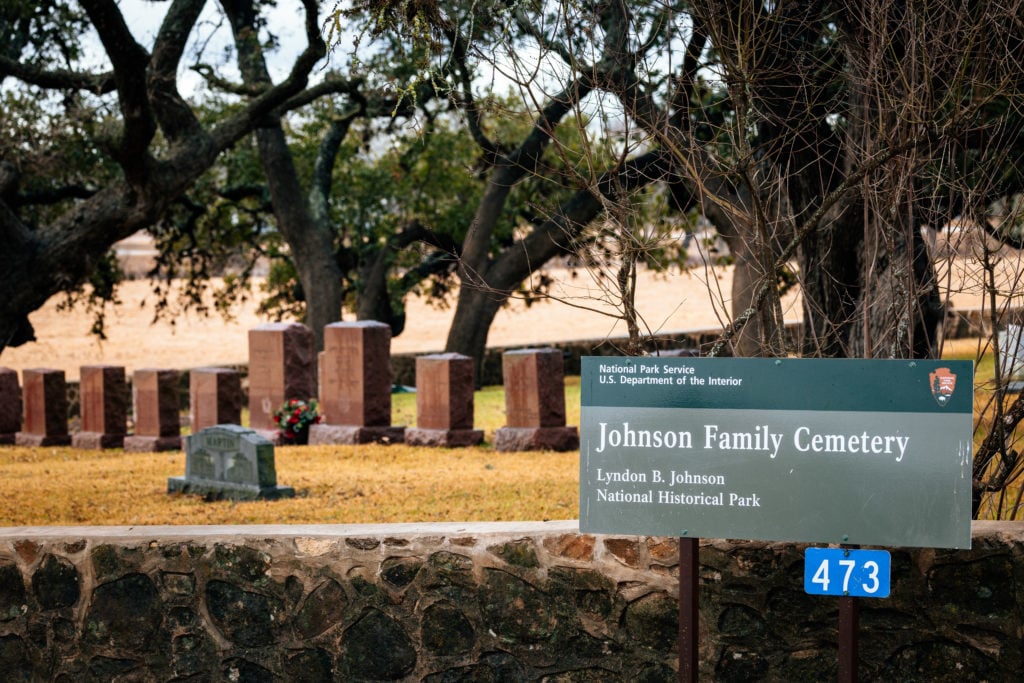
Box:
(0, 367), (19, 445)
(310, 321), (404, 445)
(248, 323), (316, 433)
(16, 368), (71, 447)
(190, 367), (242, 433)
(405, 353), (483, 447)
(124, 369), (181, 452)
(494, 348), (579, 451)
(169, 424), (294, 500)
(73, 365), (128, 449)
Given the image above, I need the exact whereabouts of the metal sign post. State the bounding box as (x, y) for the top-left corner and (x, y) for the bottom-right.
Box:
(839, 594), (859, 682)
(678, 536), (699, 682)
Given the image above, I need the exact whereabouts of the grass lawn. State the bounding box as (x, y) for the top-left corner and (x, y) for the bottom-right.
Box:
(0, 380), (582, 527)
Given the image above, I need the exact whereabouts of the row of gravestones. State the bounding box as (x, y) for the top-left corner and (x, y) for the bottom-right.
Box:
(0, 321), (579, 453)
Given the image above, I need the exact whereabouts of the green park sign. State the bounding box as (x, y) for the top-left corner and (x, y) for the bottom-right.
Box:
(580, 357), (973, 549)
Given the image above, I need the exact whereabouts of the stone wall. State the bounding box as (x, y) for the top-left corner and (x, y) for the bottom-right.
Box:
(0, 521), (1020, 681)
(390, 326), (803, 387)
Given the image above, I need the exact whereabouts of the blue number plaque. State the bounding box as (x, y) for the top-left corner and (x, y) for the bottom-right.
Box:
(804, 548), (891, 598)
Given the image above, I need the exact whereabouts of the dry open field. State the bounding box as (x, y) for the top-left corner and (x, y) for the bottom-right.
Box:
(1, 265), (779, 379)
(2, 249), (1020, 379)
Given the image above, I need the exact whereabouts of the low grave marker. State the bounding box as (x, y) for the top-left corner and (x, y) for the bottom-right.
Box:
(124, 369), (181, 452)
(190, 367), (242, 433)
(494, 348), (578, 451)
(16, 368), (71, 447)
(405, 353), (483, 447)
(73, 365), (128, 449)
(168, 424), (294, 500)
(0, 367), (19, 445)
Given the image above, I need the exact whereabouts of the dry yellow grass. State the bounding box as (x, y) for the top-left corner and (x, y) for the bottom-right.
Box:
(0, 444), (578, 526)
(0, 381), (582, 527)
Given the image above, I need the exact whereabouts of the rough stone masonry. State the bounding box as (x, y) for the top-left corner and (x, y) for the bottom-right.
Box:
(0, 522), (1021, 680)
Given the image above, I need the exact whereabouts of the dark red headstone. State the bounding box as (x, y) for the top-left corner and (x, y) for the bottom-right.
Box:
(124, 369), (181, 452)
(405, 353), (483, 447)
(190, 367), (242, 433)
(494, 349), (578, 452)
(73, 365), (127, 449)
(248, 323), (316, 432)
(16, 368), (71, 447)
(310, 321), (404, 445)
(0, 367), (19, 444)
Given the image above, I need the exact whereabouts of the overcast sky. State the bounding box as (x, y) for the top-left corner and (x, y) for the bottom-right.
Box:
(99, 0), (320, 96)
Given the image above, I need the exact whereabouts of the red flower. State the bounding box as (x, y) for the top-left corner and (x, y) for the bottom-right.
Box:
(273, 398), (319, 442)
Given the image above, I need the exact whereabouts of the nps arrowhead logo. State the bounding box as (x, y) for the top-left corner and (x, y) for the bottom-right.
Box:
(929, 367), (957, 406)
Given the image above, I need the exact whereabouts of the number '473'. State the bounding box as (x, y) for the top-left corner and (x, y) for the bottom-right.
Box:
(803, 548), (891, 599)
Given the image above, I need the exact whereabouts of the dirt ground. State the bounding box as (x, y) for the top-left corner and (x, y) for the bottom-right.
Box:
(0, 266), (781, 380)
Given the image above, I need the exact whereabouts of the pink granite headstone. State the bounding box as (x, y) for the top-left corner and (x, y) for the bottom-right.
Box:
(73, 365), (127, 449)
(310, 321), (404, 445)
(124, 369), (181, 452)
(16, 368), (71, 447)
(405, 353), (483, 447)
(248, 323), (316, 433)
(494, 348), (579, 451)
(190, 367), (242, 433)
(0, 367), (19, 444)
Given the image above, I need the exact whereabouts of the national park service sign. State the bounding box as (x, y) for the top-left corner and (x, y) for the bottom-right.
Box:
(580, 358), (974, 549)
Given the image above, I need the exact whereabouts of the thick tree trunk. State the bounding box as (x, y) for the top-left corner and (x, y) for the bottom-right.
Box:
(700, 183), (784, 357)
(444, 285), (505, 384)
(445, 152), (673, 380)
(228, 0), (342, 350)
(255, 126), (344, 350)
(727, 250), (769, 357)
(356, 248), (404, 336)
(846, 223), (942, 359)
(0, 183), (157, 352)
(798, 204), (863, 357)
(444, 13), (667, 371)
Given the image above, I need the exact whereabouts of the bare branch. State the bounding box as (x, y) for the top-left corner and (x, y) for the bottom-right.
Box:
(0, 55), (115, 93)
(79, 0), (156, 171)
(148, 0), (207, 145)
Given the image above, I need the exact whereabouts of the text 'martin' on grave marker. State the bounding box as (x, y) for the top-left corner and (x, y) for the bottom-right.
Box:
(168, 424), (294, 501)
(579, 357), (973, 549)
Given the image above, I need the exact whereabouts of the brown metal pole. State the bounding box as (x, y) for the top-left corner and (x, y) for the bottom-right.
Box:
(838, 542), (860, 682)
(679, 536), (699, 682)
(838, 595), (859, 681)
